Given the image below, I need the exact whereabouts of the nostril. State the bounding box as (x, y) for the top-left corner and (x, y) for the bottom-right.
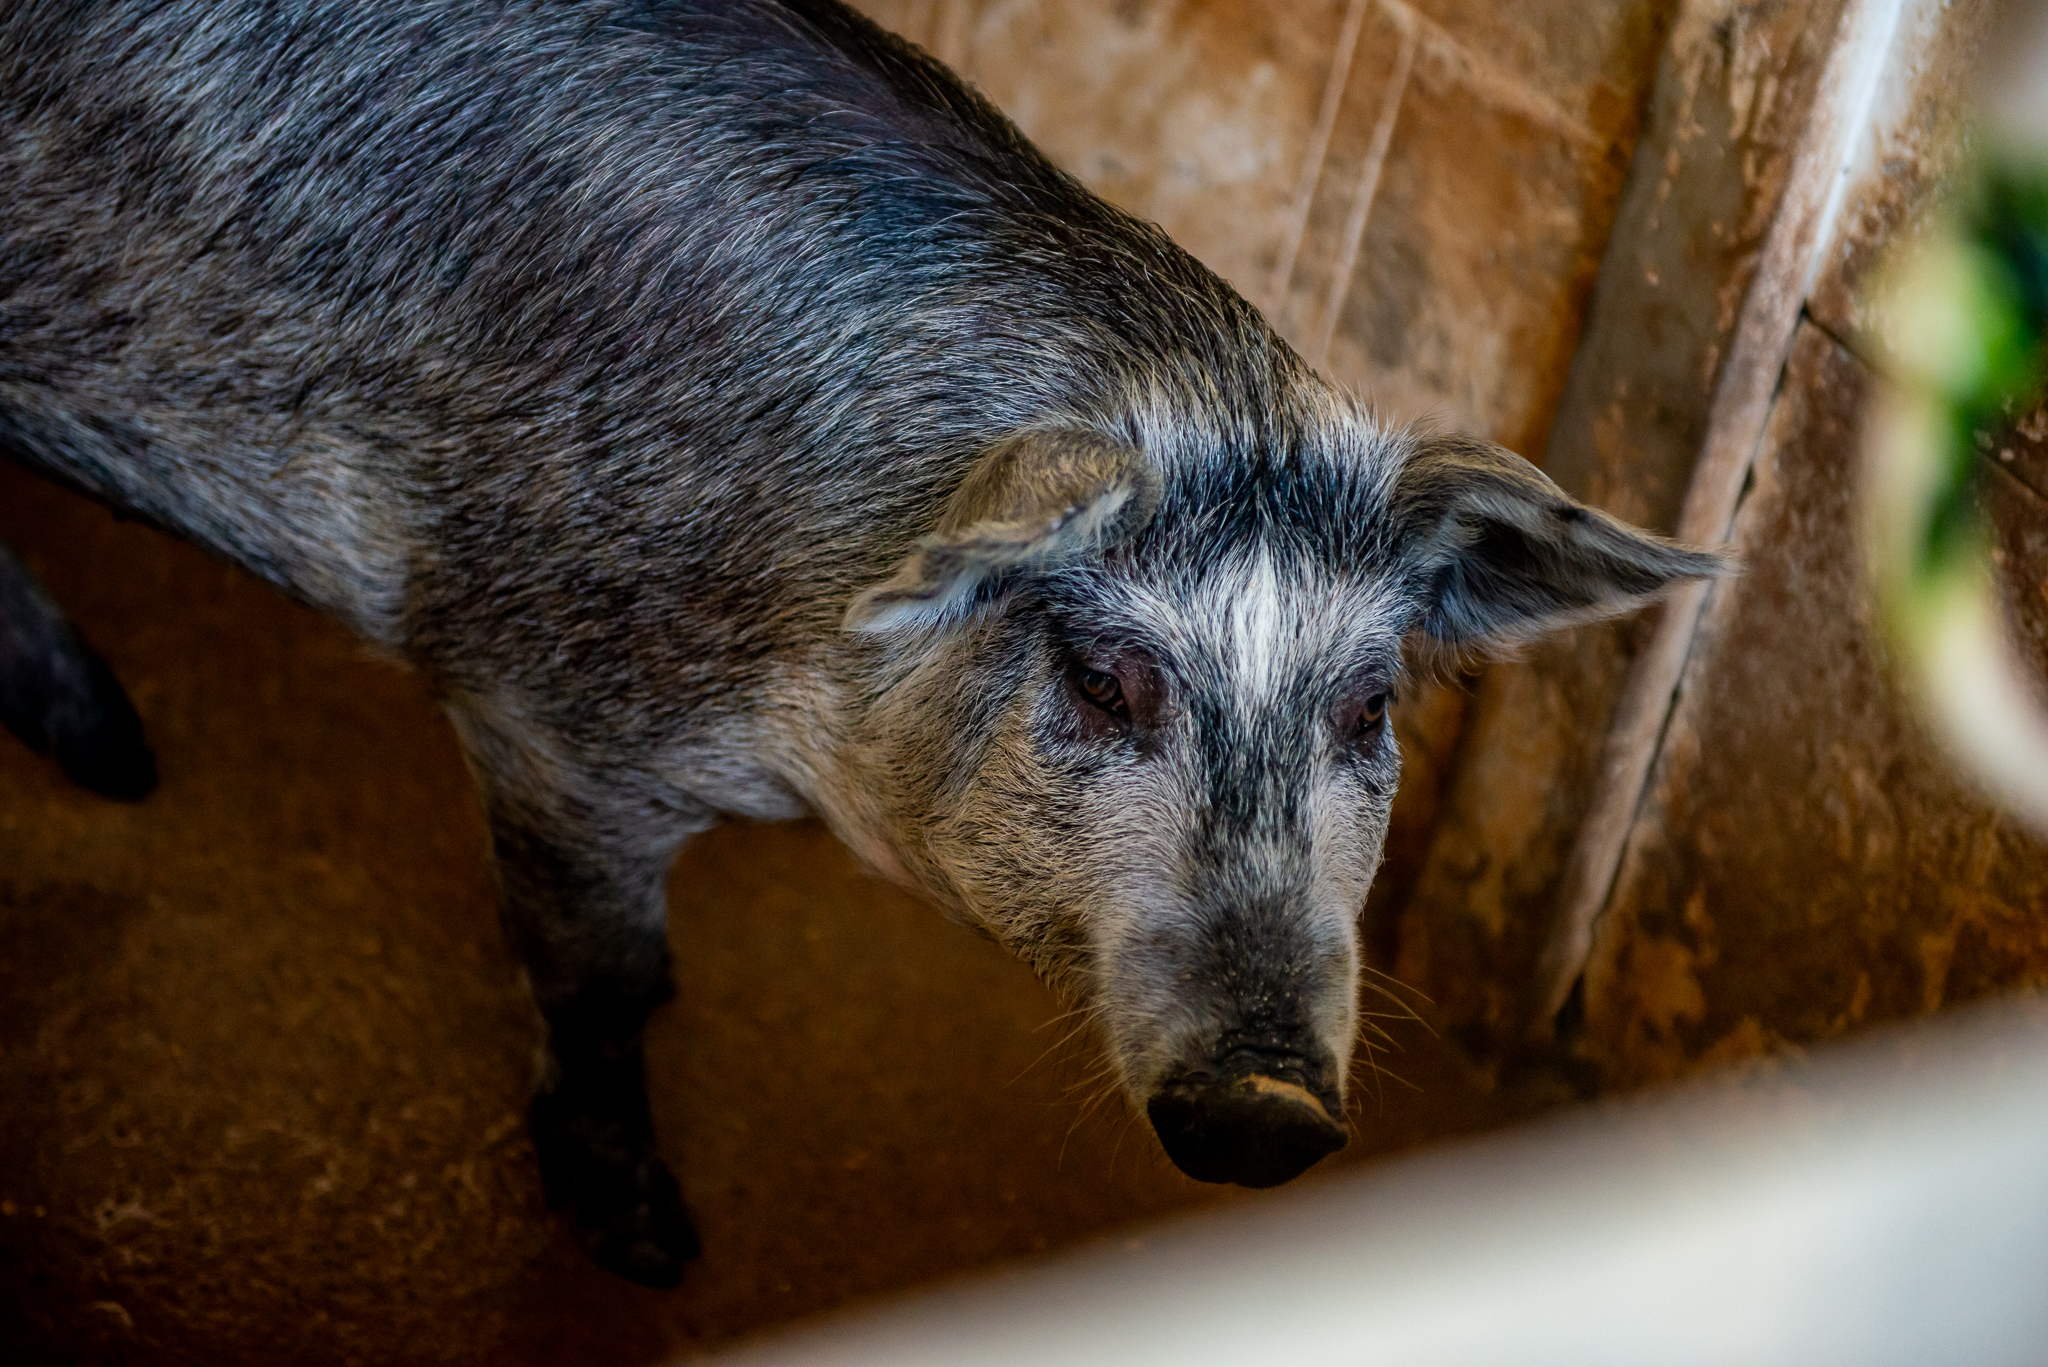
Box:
(1210, 1028), (1331, 1094)
(1147, 1071), (1347, 1189)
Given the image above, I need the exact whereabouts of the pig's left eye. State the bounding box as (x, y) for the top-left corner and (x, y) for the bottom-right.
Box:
(1076, 666), (1130, 720)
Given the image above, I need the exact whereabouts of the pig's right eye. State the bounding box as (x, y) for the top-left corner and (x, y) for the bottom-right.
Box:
(1074, 665), (1130, 721)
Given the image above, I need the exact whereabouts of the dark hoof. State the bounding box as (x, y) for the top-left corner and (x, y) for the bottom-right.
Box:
(50, 652), (157, 801)
(1147, 1073), (1347, 1189)
(531, 1091), (701, 1288)
(584, 1159), (699, 1288)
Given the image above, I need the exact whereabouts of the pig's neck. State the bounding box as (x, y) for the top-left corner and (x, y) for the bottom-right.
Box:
(749, 649), (966, 915)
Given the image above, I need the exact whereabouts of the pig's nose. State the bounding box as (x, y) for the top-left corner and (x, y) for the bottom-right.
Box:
(1146, 1071), (1347, 1188)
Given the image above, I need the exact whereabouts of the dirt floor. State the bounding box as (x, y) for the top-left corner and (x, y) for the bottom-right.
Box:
(0, 461), (1545, 1366)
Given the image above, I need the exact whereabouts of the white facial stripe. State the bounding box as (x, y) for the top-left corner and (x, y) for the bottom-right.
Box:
(1107, 555), (1405, 708)
(1225, 549), (1286, 699)
(1196, 550), (1362, 707)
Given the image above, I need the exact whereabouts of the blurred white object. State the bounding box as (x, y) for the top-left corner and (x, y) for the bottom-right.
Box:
(707, 997), (2048, 1367)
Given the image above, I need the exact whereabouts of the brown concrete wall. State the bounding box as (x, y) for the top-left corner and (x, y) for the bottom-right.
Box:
(1389, 0), (2048, 1096)
(1392, 0), (1860, 1065)
(862, 0), (1669, 456)
(1581, 324), (2048, 1084)
(1577, 0), (2048, 1085)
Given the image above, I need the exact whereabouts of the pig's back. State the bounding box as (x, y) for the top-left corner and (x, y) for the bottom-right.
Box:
(0, 0), (1285, 720)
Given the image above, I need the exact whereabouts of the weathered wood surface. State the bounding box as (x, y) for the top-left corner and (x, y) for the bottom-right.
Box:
(1395, 0), (1860, 1066)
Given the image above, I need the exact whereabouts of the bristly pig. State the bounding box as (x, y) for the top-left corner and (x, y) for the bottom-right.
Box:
(0, 0), (1724, 1285)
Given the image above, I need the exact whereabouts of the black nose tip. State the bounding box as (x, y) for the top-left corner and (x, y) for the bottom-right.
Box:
(1146, 1074), (1347, 1188)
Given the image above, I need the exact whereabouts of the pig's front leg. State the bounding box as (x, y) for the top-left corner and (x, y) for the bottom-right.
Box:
(0, 537), (157, 801)
(448, 699), (708, 1287)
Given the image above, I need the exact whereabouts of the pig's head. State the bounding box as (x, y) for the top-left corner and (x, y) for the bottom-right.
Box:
(841, 406), (1721, 1189)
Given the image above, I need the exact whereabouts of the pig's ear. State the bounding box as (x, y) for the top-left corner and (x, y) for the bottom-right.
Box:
(845, 430), (1161, 633)
(1392, 434), (1728, 648)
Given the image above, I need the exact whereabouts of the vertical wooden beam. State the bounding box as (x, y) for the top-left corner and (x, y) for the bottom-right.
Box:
(1266, 0), (1375, 316)
(1307, 9), (1417, 370)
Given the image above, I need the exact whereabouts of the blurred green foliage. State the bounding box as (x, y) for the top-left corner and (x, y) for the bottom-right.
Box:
(1913, 156), (2048, 576)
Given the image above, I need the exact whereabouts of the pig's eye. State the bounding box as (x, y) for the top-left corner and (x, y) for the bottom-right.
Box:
(1075, 665), (1130, 720)
(1349, 692), (1390, 742)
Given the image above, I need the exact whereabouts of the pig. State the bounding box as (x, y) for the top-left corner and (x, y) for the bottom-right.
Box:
(0, 0), (1723, 1286)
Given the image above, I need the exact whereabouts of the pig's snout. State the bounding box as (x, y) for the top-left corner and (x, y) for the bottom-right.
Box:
(1146, 1059), (1347, 1189)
